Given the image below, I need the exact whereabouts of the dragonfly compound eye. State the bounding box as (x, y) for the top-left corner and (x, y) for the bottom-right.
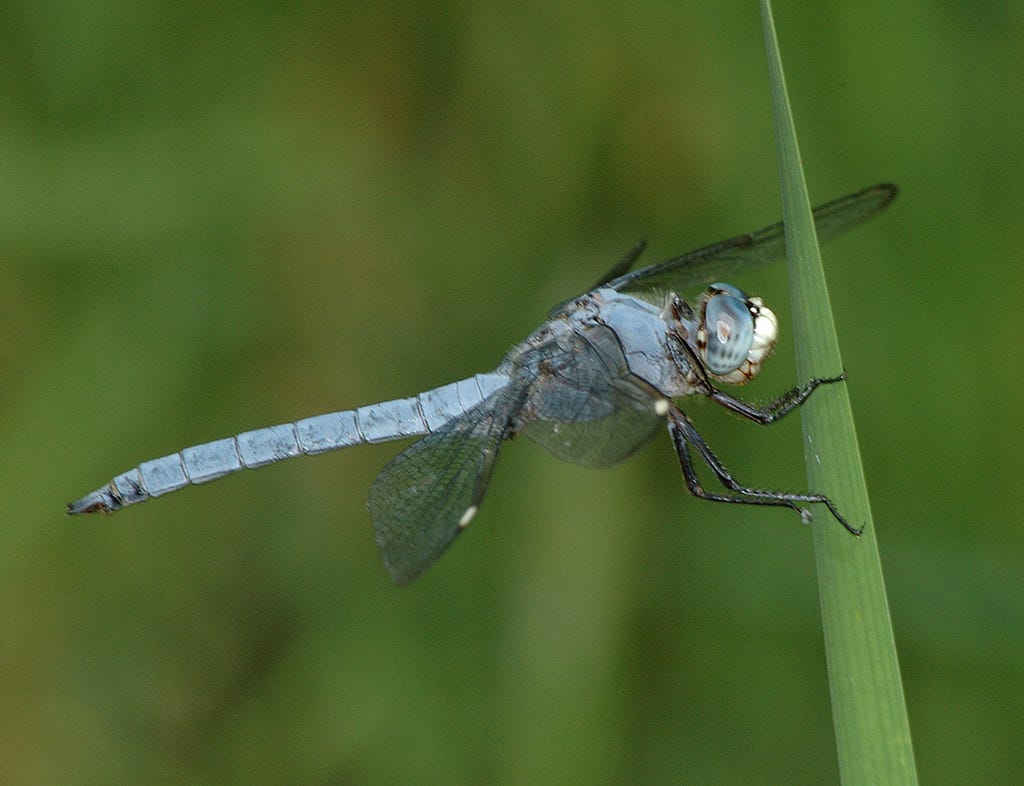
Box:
(702, 284), (755, 374)
(699, 283), (778, 384)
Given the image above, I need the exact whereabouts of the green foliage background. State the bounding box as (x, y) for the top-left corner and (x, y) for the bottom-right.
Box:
(2, 3), (1020, 783)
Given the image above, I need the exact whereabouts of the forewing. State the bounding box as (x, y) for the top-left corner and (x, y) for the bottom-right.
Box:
(368, 390), (521, 585)
(608, 183), (897, 296)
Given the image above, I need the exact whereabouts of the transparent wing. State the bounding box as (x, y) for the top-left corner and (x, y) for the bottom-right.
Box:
(607, 183), (897, 295)
(367, 389), (523, 585)
(522, 403), (661, 467)
(519, 323), (662, 467)
(590, 239), (647, 290)
(547, 240), (648, 318)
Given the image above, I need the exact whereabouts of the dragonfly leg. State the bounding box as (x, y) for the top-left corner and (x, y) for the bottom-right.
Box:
(666, 327), (846, 424)
(666, 406), (862, 535)
(708, 373), (846, 424)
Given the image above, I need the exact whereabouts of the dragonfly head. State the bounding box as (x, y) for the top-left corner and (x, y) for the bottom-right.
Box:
(696, 283), (778, 385)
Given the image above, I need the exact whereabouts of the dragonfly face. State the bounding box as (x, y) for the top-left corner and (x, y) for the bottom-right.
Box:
(696, 283), (779, 385)
(69, 184), (897, 584)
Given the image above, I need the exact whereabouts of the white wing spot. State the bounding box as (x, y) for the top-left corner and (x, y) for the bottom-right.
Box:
(654, 399), (670, 416)
(458, 505), (478, 528)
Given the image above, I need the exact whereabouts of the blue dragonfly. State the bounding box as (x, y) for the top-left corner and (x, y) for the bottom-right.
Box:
(70, 184), (897, 584)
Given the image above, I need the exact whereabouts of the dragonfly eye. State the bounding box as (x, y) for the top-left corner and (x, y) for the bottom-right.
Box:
(699, 283), (778, 384)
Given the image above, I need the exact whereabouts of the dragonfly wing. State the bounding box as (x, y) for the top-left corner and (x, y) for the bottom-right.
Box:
(522, 402), (661, 467)
(545, 240), (648, 318)
(590, 239), (647, 290)
(368, 388), (523, 585)
(519, 323), (663, 467)
(608, 183), (897, 296)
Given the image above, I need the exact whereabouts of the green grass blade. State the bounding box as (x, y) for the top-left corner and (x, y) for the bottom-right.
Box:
(758, 2), (919, 783)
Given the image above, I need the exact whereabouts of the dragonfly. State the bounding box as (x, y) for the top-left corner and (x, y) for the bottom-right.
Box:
(69, 183), (897, 584)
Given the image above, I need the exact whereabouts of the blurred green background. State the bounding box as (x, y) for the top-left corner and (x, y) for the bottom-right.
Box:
(3, 2), (1021, 784)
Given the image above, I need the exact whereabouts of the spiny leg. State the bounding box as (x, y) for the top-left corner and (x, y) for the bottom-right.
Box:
(708, 373), (847, 424)
(668, 412), (807, 517)
(666, 406), (862, 535)
(666, 325), (846, 425)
